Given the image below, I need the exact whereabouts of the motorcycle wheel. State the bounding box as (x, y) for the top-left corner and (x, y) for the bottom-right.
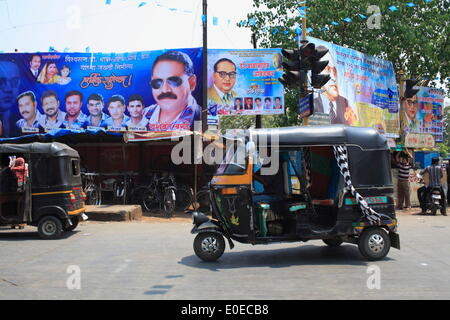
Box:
(163, 188), (176, 217)
(431, 204), (437, 215)
(175, 186), (194, 210)
(142, 188), (157, 212)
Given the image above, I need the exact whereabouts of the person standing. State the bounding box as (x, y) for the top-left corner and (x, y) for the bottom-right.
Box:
(446, 161), (450, 205)
(396, 151), (412, 211)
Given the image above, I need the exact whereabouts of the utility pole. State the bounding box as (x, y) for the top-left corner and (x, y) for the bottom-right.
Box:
(399, 70), (405, 100)
(202, 0), (208, 133)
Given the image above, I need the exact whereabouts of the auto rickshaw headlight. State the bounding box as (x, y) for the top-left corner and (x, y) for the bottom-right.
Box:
(220, 187), (238, 195)
(69, 193), (76, 205)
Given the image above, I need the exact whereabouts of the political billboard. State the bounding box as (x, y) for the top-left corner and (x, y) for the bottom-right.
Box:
(400, 86), (444, 142)
(0, 48), (203, 138)
(306, 37), (400, 138)
(207, 49), (285, 125)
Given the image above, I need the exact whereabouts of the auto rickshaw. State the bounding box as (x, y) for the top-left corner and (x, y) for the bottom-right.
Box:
(190, 125), (400, 261)
(0, 142), (87, 239)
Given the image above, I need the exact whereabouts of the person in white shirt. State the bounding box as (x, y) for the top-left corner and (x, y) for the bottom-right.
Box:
(102, 95), (129, 131)
(126, 94), (148, 131)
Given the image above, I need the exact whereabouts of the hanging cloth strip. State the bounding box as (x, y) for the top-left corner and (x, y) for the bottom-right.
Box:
(301, 147), (312, 191)
(333, 145), (382, 224)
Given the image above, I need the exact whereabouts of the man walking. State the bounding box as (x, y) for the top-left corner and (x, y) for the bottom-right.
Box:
(396, 151), (412, 211)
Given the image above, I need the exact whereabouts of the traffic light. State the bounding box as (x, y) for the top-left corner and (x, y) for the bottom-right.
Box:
(310, 46), (331, 89)
(279, 42), (331, 91)
(279, 48), (307, 88)
(299, 43), (331, 89)
(404, 79), (420, 98)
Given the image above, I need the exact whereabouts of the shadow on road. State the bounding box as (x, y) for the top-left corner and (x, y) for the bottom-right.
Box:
(0, 229), (79, 241)
(179, 244), (395, 271)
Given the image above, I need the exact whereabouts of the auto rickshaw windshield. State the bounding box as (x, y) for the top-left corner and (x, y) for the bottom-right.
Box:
(215, 140), (247, 175)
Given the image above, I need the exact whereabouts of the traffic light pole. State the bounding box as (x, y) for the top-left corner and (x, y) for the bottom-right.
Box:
(399, 70), (405, 100)
(301, 3), (309, 126)
(253, 32), (262, 129)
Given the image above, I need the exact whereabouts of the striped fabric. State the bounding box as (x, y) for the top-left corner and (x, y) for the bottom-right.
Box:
(397, 163), (411, 181)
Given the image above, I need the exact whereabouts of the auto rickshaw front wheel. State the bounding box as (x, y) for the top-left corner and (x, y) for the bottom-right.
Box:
(358, 227), (391, 261)
(193, 232), (225, 262)
(63, 217), (79, 232)
(37, 216), (63, 239)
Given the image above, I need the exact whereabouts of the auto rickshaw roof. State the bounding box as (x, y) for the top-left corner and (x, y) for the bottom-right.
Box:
(0, 142), (79, 157)
(249, 125), (388, 150)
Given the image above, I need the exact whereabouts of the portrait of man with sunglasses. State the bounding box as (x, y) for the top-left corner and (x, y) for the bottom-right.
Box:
(207, 58), (238, 109)
(0, 59), (21, 137)
(401, 95), (419, 134)
(145, 50), (200, 131)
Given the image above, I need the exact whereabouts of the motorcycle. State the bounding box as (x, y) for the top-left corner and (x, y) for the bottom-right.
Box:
(417, 173), (447, 216)
(429, 187), (447, 216)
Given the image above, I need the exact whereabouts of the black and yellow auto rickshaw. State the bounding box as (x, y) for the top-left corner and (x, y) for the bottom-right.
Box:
(0, 142), (87, 239)
(190, 125), (400, 261)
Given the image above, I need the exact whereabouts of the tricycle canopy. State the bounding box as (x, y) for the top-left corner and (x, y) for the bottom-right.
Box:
(0, 142), (79, 157)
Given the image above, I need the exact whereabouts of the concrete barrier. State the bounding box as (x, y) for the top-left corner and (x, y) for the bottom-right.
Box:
(85, 205), (142, 221)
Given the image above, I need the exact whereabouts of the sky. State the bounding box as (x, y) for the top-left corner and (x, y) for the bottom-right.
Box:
(0, 0), (255, 53)
(0, 0), (447, 103)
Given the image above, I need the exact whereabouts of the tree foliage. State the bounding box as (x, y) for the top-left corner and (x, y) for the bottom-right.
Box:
(221, 0), (449, 131)
(246, 0), (449, 83)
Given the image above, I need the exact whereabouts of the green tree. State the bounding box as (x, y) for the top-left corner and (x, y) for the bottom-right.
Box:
(437, 143), (448, 159)
(443, 104), (450, 147)
(246, 0), (449, 83)
(222, 0), (449, 131)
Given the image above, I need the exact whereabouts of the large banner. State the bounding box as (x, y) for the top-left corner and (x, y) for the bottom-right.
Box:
(306, 37), (400, 138)
(400, 86), (444, 142)
(207, 49), (285, 125)
(0, 48), (203, 138)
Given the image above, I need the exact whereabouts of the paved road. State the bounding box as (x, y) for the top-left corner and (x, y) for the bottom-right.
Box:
(1, 213), (449, 300)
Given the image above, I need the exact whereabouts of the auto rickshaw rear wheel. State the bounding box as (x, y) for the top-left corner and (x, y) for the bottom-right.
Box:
(63, 217), (79, 232)
(194, 232), (225, 262)
(37, 216), (63, 239)
(358, 227), (391, 261)
(323, 238), (343, 247)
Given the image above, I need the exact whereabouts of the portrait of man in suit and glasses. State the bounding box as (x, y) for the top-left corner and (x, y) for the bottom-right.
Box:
(207, 58), (238, 107)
